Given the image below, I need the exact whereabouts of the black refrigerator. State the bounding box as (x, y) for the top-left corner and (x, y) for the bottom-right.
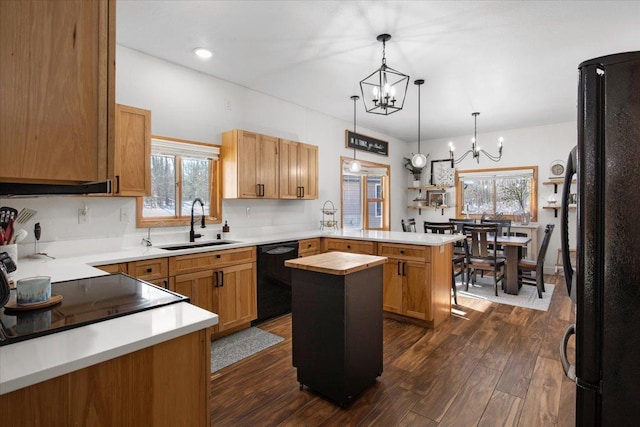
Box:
(560, 51), (640, 426)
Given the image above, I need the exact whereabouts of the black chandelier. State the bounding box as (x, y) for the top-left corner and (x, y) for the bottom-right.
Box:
(359, 34), (409, 115)
(448, 112), (504, 164)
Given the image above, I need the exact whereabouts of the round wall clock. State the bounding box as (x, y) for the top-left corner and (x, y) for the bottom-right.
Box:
(550, 160), (565, 177)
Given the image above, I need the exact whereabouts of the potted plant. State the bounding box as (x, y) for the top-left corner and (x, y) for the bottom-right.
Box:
(404, 156), (424, 186)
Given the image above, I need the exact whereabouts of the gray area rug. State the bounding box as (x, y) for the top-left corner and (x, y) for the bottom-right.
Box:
(455, 277), (555, 312)
(211, 327), (284, 373)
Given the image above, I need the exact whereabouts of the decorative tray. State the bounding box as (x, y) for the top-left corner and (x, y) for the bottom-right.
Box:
(4, 294), (63, 311)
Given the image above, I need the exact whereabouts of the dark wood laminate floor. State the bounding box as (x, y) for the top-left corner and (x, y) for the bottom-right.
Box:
(210, 274), (576, 426)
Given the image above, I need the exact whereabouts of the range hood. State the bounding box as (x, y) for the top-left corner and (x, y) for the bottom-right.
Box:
(0, 180), (112, 197)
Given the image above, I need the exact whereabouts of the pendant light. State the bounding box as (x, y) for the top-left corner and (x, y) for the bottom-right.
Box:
(411, 79), (428, 168)
(349, 95), (362, 172)
(359, 34), (410, 115)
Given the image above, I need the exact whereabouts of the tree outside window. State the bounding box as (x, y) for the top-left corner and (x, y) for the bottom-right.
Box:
(456, 166), (537, 221)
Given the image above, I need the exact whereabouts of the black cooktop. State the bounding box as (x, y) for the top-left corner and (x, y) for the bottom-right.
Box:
(0, 273), (188, 346)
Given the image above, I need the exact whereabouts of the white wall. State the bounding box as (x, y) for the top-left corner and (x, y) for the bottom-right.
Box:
(2, 46), (577, 278)
(409, 121), (577, 274)
(2, 46), (407, 254)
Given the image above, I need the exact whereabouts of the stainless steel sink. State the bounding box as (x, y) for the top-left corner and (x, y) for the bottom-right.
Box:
(158, 240), (239, 251)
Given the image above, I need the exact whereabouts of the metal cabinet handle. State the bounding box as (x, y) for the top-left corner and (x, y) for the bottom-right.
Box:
(146, 267), (153, 273)
(220, 271), (224, 287)
(402, 262), (406, 276)
(347, 245), (351, 249)
(300, 186), (305, 198)
(397, 261), (401, 276)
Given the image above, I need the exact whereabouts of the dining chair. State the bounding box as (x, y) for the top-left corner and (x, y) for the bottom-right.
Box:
(462, 223), (506, 296)
(518, 224), (555, 298)
(424, 221), (465, 304)
(449, 218), (476, 234)
(401, 218), (417, 232)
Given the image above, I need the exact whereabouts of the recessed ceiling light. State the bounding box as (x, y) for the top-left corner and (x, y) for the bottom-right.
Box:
(193, 47), (213, 59)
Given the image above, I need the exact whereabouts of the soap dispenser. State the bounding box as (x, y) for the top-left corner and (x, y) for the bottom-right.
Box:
(222, 221), (230, 233)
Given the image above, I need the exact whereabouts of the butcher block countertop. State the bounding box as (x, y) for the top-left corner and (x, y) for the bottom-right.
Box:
(285, 251), (387, 275)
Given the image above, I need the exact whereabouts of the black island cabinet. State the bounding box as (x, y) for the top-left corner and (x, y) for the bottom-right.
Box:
(285, 251), (387, 407)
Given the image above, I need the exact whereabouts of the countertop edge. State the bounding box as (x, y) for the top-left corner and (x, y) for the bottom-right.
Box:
(0, 302), (218, 395)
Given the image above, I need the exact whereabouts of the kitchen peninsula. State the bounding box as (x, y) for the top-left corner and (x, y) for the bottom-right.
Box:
(1, 228), (460, 424)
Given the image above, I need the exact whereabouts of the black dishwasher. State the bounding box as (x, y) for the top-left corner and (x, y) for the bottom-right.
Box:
(253, 241), (299, 325)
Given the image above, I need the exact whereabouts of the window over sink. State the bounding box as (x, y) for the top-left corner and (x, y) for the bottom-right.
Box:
(136, 137), (222, 227)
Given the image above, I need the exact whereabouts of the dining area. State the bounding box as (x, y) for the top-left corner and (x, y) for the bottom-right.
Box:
(402, 217), (555, 303)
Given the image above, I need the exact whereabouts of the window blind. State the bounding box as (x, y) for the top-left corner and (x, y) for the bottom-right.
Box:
(151, 138), (220, 160)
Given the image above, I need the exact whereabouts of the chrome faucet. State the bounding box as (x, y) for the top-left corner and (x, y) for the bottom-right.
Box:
(190, 198), (206, 242)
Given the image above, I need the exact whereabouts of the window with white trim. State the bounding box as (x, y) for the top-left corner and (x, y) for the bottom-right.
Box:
(341, 157), (390, 230)
(136, 137), (221, 227)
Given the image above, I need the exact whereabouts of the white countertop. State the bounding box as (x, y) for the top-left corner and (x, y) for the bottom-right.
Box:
(2, 228), (460, 395)
(10, 229), (463, 283)
(0, 302), (217, 395)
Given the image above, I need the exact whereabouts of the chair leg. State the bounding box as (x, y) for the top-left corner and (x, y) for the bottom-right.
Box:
(494, 266), (499, 296)
(451, 269), (458, 305)
(536, 276), (543, 299)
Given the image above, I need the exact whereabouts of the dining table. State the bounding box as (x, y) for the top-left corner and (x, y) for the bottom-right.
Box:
(496, 235), (532, 294)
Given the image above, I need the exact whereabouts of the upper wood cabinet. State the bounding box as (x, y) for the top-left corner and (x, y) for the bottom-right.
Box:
(222, 130), (279, 199)
(113, 104), (151, 196)
(0, 0), (114, 183)
(279, 140), (318, 199)
(222, 130), (318, 200)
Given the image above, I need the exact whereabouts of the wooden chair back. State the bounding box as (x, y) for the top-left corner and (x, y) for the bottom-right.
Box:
(424, 221), (455, 234)
(401, 218), (417, 232)
(463, 223), (499, 260)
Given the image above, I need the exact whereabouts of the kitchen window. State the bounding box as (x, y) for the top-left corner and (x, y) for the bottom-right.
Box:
(136, 137), (222, 227)
(341, 157), (390, 230)
(454, 166), (538, 221)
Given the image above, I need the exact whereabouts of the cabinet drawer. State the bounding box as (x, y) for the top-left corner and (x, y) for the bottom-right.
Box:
(298, 238), (321, 255)
(95, 263), (128, 274)
(377, 243), (429, 262)
(322, 238), (376, 255)
(169, 246), (257, 276)
(128, 258), (168, 281)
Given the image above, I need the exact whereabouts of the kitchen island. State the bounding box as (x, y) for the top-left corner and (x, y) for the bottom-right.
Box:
(287, 251), (387, 407)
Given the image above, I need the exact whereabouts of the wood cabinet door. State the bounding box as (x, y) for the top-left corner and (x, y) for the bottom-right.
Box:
(114, 104), (151, 196)
(298, 143), (318, 199)
(216, 262), (256, 331)
(258, 134), (280, 198)
(382, 259), (403, 314)
(172, 270), (214, 313)
(237, 130), (260, 197)
(402, 261), (429, 320)
(0, 0), (113, 182)
(279, 139), (300, 199)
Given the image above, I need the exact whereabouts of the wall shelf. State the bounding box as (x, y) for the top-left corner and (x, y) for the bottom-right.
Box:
(407, 185), (452, 215)
(543, 204), (576, 217)
(543, 179), (576, 194)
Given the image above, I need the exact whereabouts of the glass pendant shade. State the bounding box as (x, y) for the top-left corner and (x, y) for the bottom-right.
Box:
(411, 152), (427, 168)
(349, 159), (362, 172)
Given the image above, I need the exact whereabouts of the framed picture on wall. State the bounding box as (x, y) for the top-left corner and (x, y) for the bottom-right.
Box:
(430, 158), (455, 186)
(428, 191), (446, 207)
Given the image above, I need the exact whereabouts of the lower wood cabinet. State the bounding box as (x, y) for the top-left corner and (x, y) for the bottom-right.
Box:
(169, 247), (257, 337)
(298, 238), (321, 257)
(322, 238), (376, 255)
(0, 329), (211, 427)
(378, 242), (450, 328)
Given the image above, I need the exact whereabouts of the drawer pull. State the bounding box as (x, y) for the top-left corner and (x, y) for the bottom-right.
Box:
(146, 268), (153, 273)
(307, 244), (312, 248)
(216, 254), (221, 259)
(347, 245), (351, 249)
(400, 250), (404, 254)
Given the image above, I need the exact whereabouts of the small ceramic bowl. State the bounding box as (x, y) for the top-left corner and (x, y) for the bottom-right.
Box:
(16, 276), (51, 305)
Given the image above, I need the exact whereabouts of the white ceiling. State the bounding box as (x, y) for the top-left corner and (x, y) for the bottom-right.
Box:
(116, 1), (640, 143)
